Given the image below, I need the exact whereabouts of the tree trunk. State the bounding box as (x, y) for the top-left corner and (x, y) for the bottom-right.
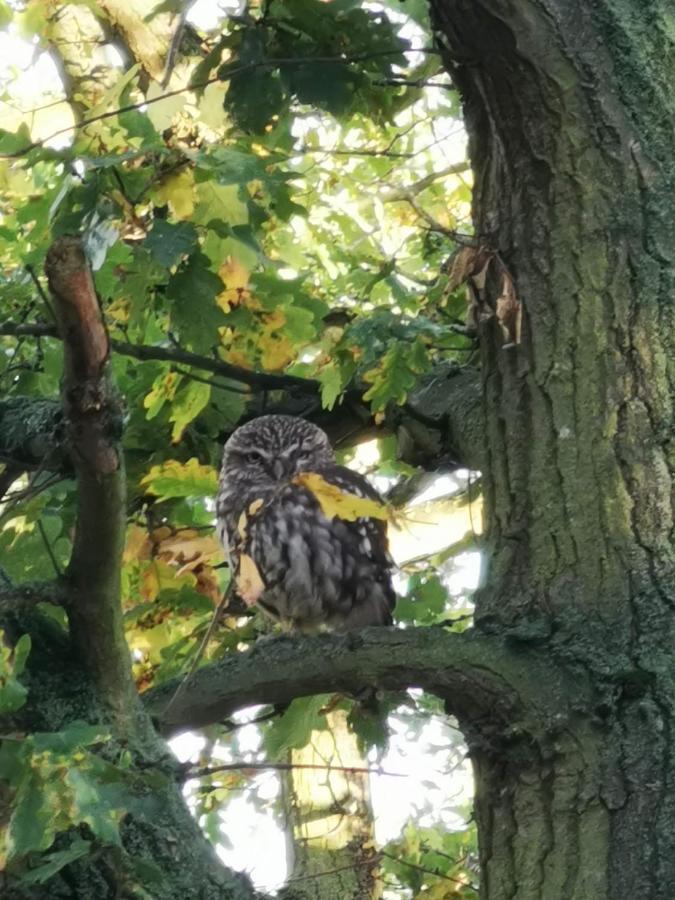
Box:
(280, 710), (380, 899)
(430, 1), (674, 897)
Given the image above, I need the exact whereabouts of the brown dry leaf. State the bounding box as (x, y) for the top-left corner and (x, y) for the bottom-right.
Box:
(236, 553), (266, 606)
(470, 254), (492, 292)
(445, 245), (494, 290)
(194, 566), (222, 605)
(496, 271), (522, 346)
(236, 510), (248, 541)
(248, 499), (264, 516)
(156, 532), (222, 575)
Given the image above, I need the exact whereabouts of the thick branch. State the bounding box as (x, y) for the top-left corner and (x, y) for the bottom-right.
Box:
(0, 363), (483, 478)
(146, 627), (579, 739)
(45, 237), (138, 732)
(0, 321), (316, 393)
(0, 397), (68, 473)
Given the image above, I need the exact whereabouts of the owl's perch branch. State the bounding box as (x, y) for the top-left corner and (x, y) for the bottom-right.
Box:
(146, 626), (582, 739)
(45, 237), (139, 732)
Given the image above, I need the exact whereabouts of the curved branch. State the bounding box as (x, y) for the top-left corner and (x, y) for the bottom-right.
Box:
(45, 237), (138, 732)
(146, 626), (579, 739)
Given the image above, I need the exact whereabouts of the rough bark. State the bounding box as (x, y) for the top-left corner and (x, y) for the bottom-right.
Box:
(279, 711), (381, 900)
(429, 1), (675, 897)
(146, 627), (578, 740)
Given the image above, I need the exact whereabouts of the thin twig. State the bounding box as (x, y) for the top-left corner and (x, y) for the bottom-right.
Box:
(172, 366), (252, 396)
(182, 761), (406, 781)
(25, 265), (57, 323)
(162, 583), (235, 720)
(380, 850), (477, 889)
(1, 48), (440, 159)
(37, 519), (63, 577)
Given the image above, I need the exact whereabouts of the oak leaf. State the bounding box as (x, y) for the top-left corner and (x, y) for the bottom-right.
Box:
(236, 553), (266, 606)
(293, 472), (388, 522)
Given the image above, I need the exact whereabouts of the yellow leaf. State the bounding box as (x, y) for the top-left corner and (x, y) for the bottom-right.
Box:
(263, 308), (286, 330)
(224, 349), (253, 369)
(123, 525), (151, 564)
(140, 566), (160, 602)
(140, 458), (217, 501)
(248, 498), (264, 516)
(154, 169), (195, 220)
(292, 472), (389, 522)
(156, 533), (222, 574)
(144, 371), (180, 421)
(237, 510), (248, 541)
(236, 553), (265, 606)
(259, 334), (295, 370)
(217, 256), (251, 313)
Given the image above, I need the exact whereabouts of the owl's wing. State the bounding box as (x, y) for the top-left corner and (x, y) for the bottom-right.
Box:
(308, 462), (396, 626)
(313, 462), (393, 560)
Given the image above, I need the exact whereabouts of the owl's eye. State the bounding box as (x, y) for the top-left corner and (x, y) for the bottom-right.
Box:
(244, 451), (263, 465)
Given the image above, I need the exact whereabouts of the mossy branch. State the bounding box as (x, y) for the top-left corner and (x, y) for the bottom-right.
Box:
(146, 626), (580, 740)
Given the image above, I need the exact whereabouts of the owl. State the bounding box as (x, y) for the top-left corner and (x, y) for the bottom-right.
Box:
(216, 414), (395, 631)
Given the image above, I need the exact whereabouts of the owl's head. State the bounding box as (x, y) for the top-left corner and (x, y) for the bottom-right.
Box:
(222, 415), (334, 486)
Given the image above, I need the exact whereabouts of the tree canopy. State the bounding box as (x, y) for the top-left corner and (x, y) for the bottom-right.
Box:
(0, 1), (483, 896)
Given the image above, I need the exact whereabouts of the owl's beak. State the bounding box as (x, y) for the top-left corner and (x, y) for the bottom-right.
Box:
(273, 458), (286, 480)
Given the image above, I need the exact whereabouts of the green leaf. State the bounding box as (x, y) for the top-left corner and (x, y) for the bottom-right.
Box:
(7, 767), (58, 857)
(196, 148), (268, 186)
(31, 721), (111, 754)
(166, 252), (226, 352)
(169, 379), (211, 442)
(363, 338), (432, 410)
(66, 768), (122, 847)
(19, 839), (92, 885)
(264, 695), (331, 757)
(318, 363), (343, 410)
(0, 633), (31, 714)
(0, 0), (12, 28)
(145, 221), (198, 268)
(140, 458), (218, 501)
(0, 124), (32, 155)
(396, 574), (448, 625)
(285, 62), (359, 114)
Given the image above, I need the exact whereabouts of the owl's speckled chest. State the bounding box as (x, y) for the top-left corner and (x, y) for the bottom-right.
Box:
(216, 464), (395, 630)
